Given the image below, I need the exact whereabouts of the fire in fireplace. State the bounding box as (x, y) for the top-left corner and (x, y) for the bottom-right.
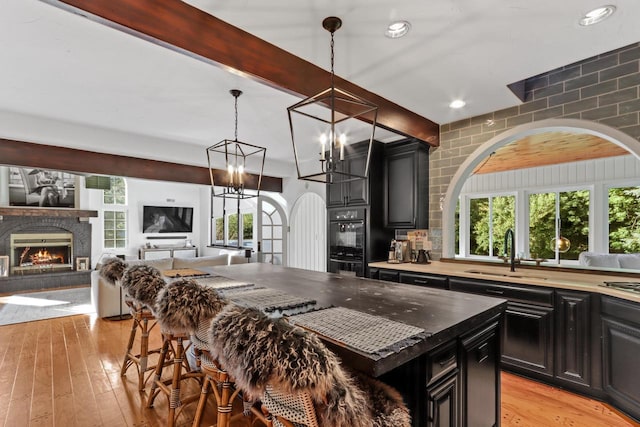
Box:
(10, 233), (73, 275)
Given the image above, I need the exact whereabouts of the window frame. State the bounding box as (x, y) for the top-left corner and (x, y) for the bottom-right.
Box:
(101, 177), (128, 250)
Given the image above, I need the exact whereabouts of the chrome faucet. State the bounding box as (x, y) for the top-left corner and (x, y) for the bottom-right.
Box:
(504, 229), (516, 272)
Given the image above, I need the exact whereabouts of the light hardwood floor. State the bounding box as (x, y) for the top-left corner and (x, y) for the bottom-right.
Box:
(0, 314), (638, 427)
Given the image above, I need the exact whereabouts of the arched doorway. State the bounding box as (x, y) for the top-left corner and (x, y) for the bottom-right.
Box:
(442, 118), (640, 258)
(289, 192), (326, 271)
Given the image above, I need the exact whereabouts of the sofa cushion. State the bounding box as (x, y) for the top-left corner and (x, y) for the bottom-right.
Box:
(173, 254), (229, 269)
(127, 257), (174, 271)
(578, 252), (621, 268)
(617, 253), (640, 269)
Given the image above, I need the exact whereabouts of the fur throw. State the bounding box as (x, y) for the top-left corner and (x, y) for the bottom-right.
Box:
(352, 372), (411, 427)
(98, 257), (127, 286)
(208, 304), (375, 427)
(154, 279), (227, 334)
(121, 264), (166, 308)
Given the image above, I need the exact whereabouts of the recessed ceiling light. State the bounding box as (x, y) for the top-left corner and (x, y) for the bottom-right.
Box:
(449, 99), (466, 109)
(579, 5), (616, 26)
(385, 21), (411, 39)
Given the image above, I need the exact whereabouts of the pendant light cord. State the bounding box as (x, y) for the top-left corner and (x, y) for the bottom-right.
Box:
(234, 94), (239, 142)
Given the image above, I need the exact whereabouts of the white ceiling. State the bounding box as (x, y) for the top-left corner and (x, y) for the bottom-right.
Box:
(2, 0), (640, 177)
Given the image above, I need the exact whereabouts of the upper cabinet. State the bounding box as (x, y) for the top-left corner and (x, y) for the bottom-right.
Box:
(384, 139), (430, 229)
(327, 141), (382, 208)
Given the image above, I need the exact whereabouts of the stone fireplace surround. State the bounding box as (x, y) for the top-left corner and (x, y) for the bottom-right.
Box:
(0, 208), (94, 293)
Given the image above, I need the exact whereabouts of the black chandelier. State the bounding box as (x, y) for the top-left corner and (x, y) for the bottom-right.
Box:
(287, 16), (378, 183)
(207, 89), (266, 199)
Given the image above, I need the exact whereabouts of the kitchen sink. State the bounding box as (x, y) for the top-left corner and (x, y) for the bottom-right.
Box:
(464, 270), (548, 280)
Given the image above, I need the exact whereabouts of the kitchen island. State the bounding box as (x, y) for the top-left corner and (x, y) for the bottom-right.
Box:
(209, 263), (507, 427)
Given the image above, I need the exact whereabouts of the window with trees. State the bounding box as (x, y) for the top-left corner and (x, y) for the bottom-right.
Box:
(468, 195), (515, 257)
(102, 177), (127, 249)
(212, 210), (253, 248)
(609, 186), (640, 253)
(528, 190), (589, 261)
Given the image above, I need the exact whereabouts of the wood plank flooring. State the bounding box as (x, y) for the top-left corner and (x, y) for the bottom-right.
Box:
(0, 314), (637, 427)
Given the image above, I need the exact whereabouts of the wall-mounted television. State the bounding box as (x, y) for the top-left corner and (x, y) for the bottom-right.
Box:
(143, 206), (194, 233)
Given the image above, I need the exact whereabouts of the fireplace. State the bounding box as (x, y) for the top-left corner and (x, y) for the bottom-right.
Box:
(10, 232), (73, 274)
(0, 208), (95, 292)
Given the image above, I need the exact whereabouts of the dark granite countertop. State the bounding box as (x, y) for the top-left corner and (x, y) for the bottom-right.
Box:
(207, 263), (507, 376)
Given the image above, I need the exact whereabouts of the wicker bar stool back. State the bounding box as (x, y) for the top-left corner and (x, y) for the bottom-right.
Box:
(191, 318), (244, 427)
(208, 304), (411, 427)
(100, 259), (166, 391)
(147, 278), (226, 427)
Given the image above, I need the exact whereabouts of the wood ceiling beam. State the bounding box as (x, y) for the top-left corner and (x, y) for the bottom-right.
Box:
(0, 139), (282, 193)
(42, 0), (439, 146)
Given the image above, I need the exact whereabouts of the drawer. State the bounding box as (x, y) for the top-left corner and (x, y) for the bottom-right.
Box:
(399, 272), (448, 289)
(449, 277), (553, 306)
(427, 341), (458, 386)
(379, 270), (400, 282)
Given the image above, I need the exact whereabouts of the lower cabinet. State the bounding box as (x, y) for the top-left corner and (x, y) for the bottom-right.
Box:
(502, 301), (554, 377)
(601, 296), (640, 421)
(460, 321), (500, 427)
(400, 272), (449, 290)
(427, 372), (458, 427)
(371, 268), (448, 290)
(379, 316), (502, 427)
(555, 290), (592, 387)
(449, 277), (555, 379)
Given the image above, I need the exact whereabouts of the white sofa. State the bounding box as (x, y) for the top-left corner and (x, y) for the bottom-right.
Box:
(578, 252), (640, 269)
(90, 254), (230, 318)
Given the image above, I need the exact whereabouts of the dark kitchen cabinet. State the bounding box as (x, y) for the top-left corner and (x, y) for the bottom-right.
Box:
(426, 341), (459, 427)
(327, 142), (375, 207)
(379, 314), (503, 427)
(379, 269), (400, 282)
(555, 290), (592, 388)
(383, 139), (429, 229)
(400, 272), (448, 290)
(460, 321), (500, 427)
(503, 301), (554, 377)
(427, 372), (458, 427)
(449, 277), (555, 378)
(601, 296), (640, 421)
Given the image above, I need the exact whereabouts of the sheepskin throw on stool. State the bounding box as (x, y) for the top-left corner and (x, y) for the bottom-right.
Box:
(120, 264), (166, 309)
(154, 278), (227, 334)
(98, 257), (127, 285)
(208, 304), (411, 427)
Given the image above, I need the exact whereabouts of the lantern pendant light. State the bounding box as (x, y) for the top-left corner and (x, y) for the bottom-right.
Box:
(287, 16), (378, 183)
(206, 89), (266, 199)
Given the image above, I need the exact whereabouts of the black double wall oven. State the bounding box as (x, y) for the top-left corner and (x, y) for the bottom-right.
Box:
(328, 207), (366, 276)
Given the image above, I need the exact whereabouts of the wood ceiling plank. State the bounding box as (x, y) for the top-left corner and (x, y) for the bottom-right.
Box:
(0, 139), (282, 192)
(473, 132), (630, 174)
(42, 0), (439, 146)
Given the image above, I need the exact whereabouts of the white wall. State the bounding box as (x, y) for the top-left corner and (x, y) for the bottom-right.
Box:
(84, 177), (207, 265)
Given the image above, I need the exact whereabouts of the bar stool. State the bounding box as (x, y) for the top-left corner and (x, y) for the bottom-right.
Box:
(118, 263), (167, 391)
(191, 318), (245, 427)
(147, 278), (227, 427)
(208, 304), (412, 427)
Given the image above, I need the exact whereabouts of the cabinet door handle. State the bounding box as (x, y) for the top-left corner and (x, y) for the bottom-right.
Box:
(485, 289), (504, 295)
(414, 279), (428, 285)
(477, 342), (490, 363)
(438, 355), (456, 367)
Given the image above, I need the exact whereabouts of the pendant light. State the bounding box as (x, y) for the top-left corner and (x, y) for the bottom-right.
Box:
(287, 17), (378, 183)
(206, 89), (266, 199)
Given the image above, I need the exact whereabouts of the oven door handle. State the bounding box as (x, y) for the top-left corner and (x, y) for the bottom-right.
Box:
(329, 258), (362, 264)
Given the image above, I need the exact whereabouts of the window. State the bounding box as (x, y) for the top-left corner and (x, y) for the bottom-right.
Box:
(468, 195), (515, 257)
(211, 201), (254, 248)
(528, 190), (589, 261)
(102, 177), (127, 249)
(609, 186), (640, 253)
